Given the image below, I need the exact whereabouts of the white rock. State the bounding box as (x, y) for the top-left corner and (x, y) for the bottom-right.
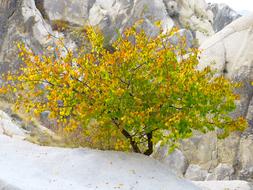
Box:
(185, 165), (208, 181)
(208, 3), (241, 32)
(193, 180), (252, 190)
(0, 110), (26, 139)
(197, 13), (253, 181)
(0, 134), (199, 190)
(152, 147), (188, 177)
(199, 14), (253, 122)
(206, 164), (234, 180)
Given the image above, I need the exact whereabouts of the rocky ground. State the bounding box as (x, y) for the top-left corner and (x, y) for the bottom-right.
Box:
(0, 109), (252, 190)
(0, 0), (253, 188)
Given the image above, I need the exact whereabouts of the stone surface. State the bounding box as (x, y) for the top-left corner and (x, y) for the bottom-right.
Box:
(155, 14), (253, 182)
(0, 129), (200, 190)
(180, 131), (218, 170)
(193, 180), (252, 190)
(208, 3), (241, 32)
(2, 0), (239, 74)
(0, 0), (53, 73)
(185, 165), (208, 181)
(206, 164), (234, 180)
(152, 147), (188, 177)
(199, 14), (253, 126)
(188, 14), (253, 181)
(0, 110), (26, 139)
(42, 0), (214, 42)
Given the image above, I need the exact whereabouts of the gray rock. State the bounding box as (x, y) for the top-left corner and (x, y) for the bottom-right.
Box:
(206, 164), (234, 180)
(208, 3), (241, 32)
(185, 164), (208, 181)
(193, 180), (252, 190)
(180, 131), (218, 170)
(42, 0), (214, 42)
(199, 14), (253, 127)
(0, 0), (53, 74)
(168, 29), (194, 48)
(152, 147), (188, 177)
(0, 179), (20, 190)
(0, 0), (216, 74)
(170, 14), (253, 182)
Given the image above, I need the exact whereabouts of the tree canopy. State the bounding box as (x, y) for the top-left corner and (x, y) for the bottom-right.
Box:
(1, 23), (247, 155)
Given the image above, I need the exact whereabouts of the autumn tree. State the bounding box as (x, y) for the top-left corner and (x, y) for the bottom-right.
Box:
(2, 23), (247, 155)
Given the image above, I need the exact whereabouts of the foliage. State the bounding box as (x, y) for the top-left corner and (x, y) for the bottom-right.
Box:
(1, 23), (247, 155)
(51, 20), (71, 32)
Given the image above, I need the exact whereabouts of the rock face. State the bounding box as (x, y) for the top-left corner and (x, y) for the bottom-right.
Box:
(0, 118), (200, 190)
(208, 3), (241, 32)
(0, 0), (251, 185)
(155, 14), (253, 182)
(42, 0), (214, 41)
(0, 110), (252, 190)
(199, 14), (253, 127)
(0, 0), (241, 74)
(0, 0), (53, 73)
(0, 0), (241, 71)
(193, 181), (252, 190)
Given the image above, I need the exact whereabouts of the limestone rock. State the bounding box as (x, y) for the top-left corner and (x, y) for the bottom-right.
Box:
(180, 131), (218, 170)
(238, 135), (253, 180)
(42, 0), (214, 42)
(208, 3), (241, 32)
(193, 180), (252, 190)
(0, 110), (26, 139)
(0, 133), (199, 190)
(0, 0), (217, 74)
(206, 164), (234, 180)
(199, 14), (253, 126)
(152, 147), (188, 177)
(185, 164), (208, 181)
(181, 13), (253, 182)
(0, 0), (54, 73)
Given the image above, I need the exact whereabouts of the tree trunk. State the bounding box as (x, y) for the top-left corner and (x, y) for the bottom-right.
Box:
(120, 128), (141, 154)
(144, 132), (153, 156)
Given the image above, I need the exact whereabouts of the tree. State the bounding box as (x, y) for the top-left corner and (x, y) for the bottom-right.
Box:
(2, 23), (247, 155)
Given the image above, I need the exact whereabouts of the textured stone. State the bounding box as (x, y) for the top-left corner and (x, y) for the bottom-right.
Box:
(185, 164), (208, 181)
(0, 0), (53, 73)
(193, 180), (252, 190)
(179, 14), (253, 182)
(180, 131), (218, 170)
(199, 14), (253, 126)
(42, 0), (214, 42)
(206, 164), (234, 180)
(208, 3), (241, 32)
(152, 147), (188, 177)
(238, 135), (253, 180)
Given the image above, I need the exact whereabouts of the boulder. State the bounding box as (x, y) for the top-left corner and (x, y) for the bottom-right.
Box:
(0, 130), (200, 190)
(42, 0), (214, 42)
(152, 147), (188, 177)
(156, 14), (253, 182)
(187, 14), (253, 181)
(199, 14), (253, 125)
(185, 165), (208, 181)
(0, 0), (217, 74)
(180, 132), (218, 170)
(206, 164), (234, 180)
(238, 134), (253, 180)
(0, 0), (53, 73)
(193, 180), (252, 190)
(208, 3), (241, 32)
(0, 110), (26, 139)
